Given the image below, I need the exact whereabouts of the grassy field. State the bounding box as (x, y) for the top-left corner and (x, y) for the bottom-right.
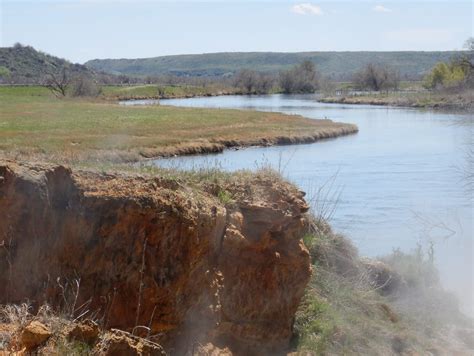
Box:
(0, 86), (357, 165)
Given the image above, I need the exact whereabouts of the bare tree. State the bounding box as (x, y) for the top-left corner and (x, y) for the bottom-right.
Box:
(44, 68), (72, 97)
(233, 70), (275, 94)
(464, 37), (474, 51)
(353, 63), (399, 91)
(254, 73), (274, 94)
(234, 69), (258, 93)
(70, 76), (102, 97)
(279, 60), (320, 94)
(458, 37), (474, 87)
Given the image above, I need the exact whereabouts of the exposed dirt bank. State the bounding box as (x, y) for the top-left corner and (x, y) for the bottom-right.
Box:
(0, 161), (312, 354)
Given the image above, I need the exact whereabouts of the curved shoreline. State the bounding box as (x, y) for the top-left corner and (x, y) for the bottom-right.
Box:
(139, 123), (359, 159)
(0, 86), (359, 165)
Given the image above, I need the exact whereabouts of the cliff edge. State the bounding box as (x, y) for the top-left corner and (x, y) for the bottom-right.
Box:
(0, 161), (311, 354)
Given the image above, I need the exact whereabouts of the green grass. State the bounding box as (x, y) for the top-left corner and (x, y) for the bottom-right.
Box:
(0, 86), (352, 165)
(217, 189), (234, 205)
(293, 224), (471, 355)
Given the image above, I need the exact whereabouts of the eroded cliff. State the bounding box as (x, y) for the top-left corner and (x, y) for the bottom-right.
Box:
(0, 161), (311, 354)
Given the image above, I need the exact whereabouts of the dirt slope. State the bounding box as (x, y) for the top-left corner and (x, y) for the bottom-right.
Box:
(0, 161), (311, 354)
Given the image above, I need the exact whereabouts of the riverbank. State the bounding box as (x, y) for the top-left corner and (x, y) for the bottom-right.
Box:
(319, 89), (474, 112)
(0, 88), (471, 355)
(0, 86), (357, 165)
(295, 219), (473, 355)
(0, 162), (471, 355)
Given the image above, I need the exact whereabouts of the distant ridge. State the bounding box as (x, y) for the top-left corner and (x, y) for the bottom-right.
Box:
(85, 51), (465, 80)
(0, 44), (96, 84)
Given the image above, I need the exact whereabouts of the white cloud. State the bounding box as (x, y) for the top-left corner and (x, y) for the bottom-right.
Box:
(373, 5), (392, 13)
(291, 3), (323, 16)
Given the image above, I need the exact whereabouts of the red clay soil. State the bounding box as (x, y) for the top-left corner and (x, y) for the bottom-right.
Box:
(0, 161), (312, 354)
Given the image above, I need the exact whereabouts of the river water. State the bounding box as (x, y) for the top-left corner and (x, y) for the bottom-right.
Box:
(126, 94), (473, 314)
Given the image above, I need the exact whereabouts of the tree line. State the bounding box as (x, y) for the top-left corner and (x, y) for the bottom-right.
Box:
(232, 60), (320, 94)
(4, 37), (472, 97)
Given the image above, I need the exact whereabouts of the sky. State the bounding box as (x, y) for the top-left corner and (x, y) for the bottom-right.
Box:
(1, 0), (472, 63)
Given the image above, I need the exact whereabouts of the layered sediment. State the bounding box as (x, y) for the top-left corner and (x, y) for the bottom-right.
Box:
(0, 161), (312, 354)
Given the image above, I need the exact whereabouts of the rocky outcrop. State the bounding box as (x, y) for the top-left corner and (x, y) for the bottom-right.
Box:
(0, 161), (311, 354)
(19, 321), (52, 351)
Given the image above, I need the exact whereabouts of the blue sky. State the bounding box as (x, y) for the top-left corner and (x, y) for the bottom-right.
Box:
(1, 0), (472, 63)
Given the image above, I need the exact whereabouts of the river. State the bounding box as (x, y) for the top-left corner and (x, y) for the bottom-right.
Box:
(125, 94), (473, 315)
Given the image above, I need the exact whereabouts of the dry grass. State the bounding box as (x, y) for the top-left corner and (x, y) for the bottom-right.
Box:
(320, 89), (474, 111)
(0, 86), (357, 166)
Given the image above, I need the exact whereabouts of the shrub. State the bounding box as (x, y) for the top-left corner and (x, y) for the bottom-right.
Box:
(70, 76), (102, 97)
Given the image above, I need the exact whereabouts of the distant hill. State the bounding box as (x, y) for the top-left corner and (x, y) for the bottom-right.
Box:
(85, 51), (465, 80)
(0, 44), (98, 84)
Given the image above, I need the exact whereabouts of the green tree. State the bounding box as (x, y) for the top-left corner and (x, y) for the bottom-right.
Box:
(0, 66), (11, 79)
(423, 62), (466, 89)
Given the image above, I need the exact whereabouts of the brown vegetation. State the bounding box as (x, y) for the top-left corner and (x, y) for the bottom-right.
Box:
(279, 61), (320, 94)
(352, 63), (400, 91)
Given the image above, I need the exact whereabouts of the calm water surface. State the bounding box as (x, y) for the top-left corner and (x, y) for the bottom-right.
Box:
(129, 94), (473, 313)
